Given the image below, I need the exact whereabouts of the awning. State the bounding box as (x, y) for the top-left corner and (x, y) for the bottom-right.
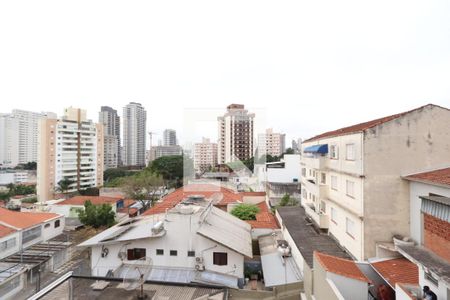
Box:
(304, 144), (328, 154)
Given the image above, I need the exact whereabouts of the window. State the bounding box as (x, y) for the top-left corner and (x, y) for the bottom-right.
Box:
(320, 201), (326, 213)
(22, 226), (42, 244)
(346, 180), (355, 198)
(0, 237), (16, 251)
(346, 144), (355, 161)
(321, 173), (326, 184)
(301, 168), (306, 177)
(331, 176), (338, 190)
(346, 218), (355, 238)
(170, 250), (178, 256)
(330, 145), (339, 159)
(187, 251), (195, 257)
(127, 248), (146, 260)
(54, 220), (60, 228)
(44, 223), (50, 228)
(213, 252), (228, 266)
(331, 207), (337, 224)
(156, 249), (164, 255)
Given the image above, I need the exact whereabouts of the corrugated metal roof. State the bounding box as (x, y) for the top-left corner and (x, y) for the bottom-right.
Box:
(420, 196), (450, 222)
(197, 207), (253, 258)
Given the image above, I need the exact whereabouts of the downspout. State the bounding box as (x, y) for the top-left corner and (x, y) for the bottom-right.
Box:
(360, 132), (365, 260)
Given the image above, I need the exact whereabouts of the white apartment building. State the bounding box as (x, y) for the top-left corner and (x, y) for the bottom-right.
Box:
(257, 128), (285, 157)
(0, 114), (19, 168)
(163, 129), (177, 146)
(37, 107), (104, 201)
(194, 138), (218, 173)
(123, 102), (146, 167)
(99, 106), (120, 169)
(79, 199), (252, 288)
(300, 104), (450, 260)
(218, 104), (254, 164)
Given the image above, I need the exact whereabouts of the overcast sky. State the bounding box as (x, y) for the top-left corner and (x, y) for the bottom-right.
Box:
(1, 0), (449, 146)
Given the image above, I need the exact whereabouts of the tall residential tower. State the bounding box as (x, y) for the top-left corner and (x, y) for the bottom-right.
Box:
(123, 102), (146, 167)
(99, 106), (120, 169)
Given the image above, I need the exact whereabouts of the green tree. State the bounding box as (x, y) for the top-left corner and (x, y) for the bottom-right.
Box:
(103, 168), (134, 183)
(230, 203), (260, 221)
(121, 171), (165, 210)
(279, 193), (297, 206)
(56, 178), (75, 194)
(148, 155), (193, 188)
(77, 200), (116, 228)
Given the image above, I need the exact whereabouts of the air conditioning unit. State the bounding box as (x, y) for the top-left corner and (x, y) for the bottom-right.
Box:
(195, 264), (205, 271)
(118, 251), (126, 260)
(195, 257), (204, 264)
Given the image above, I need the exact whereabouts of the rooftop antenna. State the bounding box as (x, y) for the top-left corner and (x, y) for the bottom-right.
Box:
(122, 257), (153, 299)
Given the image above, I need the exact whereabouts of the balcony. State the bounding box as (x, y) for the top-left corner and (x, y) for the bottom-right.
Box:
(301, 155), (327, 170)
(303, 178), (329, 199)
(304, 203), (329, 229)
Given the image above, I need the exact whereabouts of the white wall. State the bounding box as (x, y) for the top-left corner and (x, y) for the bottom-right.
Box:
(408, 181), (450, 243)
(267, 154), (301, 183)
(328, 272), (368, 300)
(0, 231), (20, 260)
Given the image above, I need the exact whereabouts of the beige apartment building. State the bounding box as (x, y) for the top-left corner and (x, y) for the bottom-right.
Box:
(218, 104), (254, 164)
(257, 128), (286, 157)
(37, 107), (104, 201)
(194, 138), (218, 173)
(300, 104), (450, 260)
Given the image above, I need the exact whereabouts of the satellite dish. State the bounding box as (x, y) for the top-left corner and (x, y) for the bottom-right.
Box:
(122, 257), (153, 299)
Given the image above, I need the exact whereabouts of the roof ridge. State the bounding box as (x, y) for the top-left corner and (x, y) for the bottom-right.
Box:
(304, 103), (443, 143)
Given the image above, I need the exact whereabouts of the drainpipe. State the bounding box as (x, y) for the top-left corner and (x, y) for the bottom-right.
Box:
(360, 132), (365, 259)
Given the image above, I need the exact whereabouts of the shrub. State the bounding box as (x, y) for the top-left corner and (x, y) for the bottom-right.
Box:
(231, 203), (260, 221)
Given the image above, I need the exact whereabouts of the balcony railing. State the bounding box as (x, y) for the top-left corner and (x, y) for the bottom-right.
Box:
(304, 202), (329, 229)
(301, 155), (327, 170)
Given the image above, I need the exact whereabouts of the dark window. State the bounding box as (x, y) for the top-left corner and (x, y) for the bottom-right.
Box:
(187, 251), (195, 257)
(127, 248), (146, 260)
(44, 223), (50, 228)
(213, 252), (228, 266)
(156, 249), (164, 255)
(54, 220), (60, 228)
(170, 250), (177, 256)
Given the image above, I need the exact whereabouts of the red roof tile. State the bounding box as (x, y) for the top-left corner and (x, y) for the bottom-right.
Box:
(304, 104), (441, 142)
(0, 207), (61, 229)
(371, 258), (419, 288)
(404, 167), (450, 187)
(246, 202), (280, 229)
(315, 252), (371, 283)
(142, 184), (243, 216)
(57, 195), (123, 206)
(0, 224), (16, 238)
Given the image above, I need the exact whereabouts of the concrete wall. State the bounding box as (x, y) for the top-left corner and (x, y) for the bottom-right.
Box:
(408, 181), (450, 243)
(363, 105), (450, 259)
(0, 231), (20, 260)
(267, 155), (301, 183)
(328, 273), (367, 300)
(312, 255), (339, 300)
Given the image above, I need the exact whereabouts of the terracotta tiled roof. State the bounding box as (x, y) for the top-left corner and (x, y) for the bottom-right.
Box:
(0, 224), (16, 238)
(241, 192), (266, 196)
(246, 202), (280, 229)
(57, 195), (123, 206)
(315, 251), (371, 283)
(142, 184), (243, 216)
(304, 104), (441, 142)
(0, 207), (61, 229)
(404, 167), (450, 187)
(371, 258), (419, 288)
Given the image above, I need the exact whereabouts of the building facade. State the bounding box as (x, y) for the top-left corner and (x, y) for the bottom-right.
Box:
(257, 128), (285, 157)
(123, 102), (146, 167)
(300, 104), (450, 260)
(99, 106), (121, 169)
(218, 104), (254, 164)
(163, 129), (177, 146)
(0, 113), (19, 168)
(194, 138), (218, 173)
(149, 145), (183, 161)
(37, 107), (104, 201)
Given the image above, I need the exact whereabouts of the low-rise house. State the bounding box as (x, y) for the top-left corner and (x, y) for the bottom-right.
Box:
(0, 207), (64, 260)
(48, 195), (137, 224)
(79, 199), (253, 288)
(0, 262), (27, 300)
(300, 104), (450, 260)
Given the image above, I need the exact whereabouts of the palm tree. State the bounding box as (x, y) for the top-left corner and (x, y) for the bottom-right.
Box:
(56, 178), (75, 195)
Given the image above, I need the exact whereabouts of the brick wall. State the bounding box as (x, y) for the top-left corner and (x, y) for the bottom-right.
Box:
(423, 213), (450, 263)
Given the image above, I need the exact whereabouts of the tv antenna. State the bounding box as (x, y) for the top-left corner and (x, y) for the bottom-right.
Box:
(122, 257), (153, 299)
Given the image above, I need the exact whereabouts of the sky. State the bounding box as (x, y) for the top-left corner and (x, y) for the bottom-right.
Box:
(1, 0), (450, 147)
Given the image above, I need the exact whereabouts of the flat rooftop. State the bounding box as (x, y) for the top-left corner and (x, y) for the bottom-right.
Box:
(38, 276), (226, 300)
(277, 206), (351, 268)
